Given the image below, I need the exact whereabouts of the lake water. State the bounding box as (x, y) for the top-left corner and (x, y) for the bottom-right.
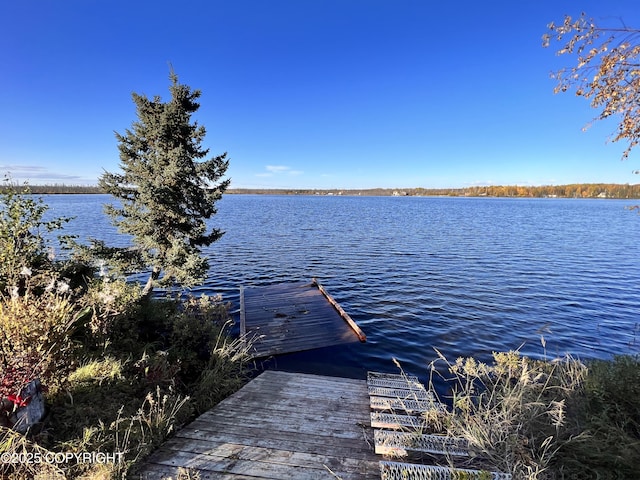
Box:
(43, 194), (640, 383)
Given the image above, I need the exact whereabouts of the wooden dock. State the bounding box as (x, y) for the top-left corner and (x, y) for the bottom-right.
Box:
(138, 370), (379, 479)
(240, 279), (366, 359)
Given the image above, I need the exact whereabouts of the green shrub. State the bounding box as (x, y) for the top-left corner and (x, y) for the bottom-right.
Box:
(554, 355), (640, 478)
(68, 357), (125, 385)
(0, 290), (86, 396)
(167, 294), (231, 384)
(191, 333), (251, 414)
(0, 180), (90, 396)
(133, 350), (181, 388)
(584, 355), (640, 437)
(0, 181), (252, 479)
(0, 179), (72, 296)
(81, 279), (143, 350)
(40, 383), (191, 479)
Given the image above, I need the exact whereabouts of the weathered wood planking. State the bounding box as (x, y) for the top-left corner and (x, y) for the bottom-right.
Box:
(138, 370), (379, 480)
(240, 281), (365, 359)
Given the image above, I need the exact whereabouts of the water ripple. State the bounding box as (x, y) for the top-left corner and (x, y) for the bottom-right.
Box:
(43, 194), (640, 382)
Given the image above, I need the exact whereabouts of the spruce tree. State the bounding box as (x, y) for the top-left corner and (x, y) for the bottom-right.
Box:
(99, 70), (229, 296)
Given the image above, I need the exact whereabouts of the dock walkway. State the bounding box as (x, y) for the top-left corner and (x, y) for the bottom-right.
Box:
(139, 370), (379, 479)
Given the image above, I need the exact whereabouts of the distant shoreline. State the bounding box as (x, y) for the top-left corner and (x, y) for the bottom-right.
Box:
(16, 183), (640, 199)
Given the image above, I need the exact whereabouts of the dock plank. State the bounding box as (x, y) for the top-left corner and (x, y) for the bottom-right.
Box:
(146, 450), (377, 480)
(148, 439), (378, 479)
(139, 370), (378, 480)
(174, 427), (375, 459)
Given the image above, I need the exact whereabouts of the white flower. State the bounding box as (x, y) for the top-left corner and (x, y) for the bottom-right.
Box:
(98, 291), (115, 304)
(19, 266), (32, 277)
(56, 281), (70, 294)
(45, 277), (56, 292)
(9, 286), (19, 299)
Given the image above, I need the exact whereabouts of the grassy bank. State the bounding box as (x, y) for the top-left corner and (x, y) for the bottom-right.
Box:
(405, 349), (640, 479)
(0, 184), (253, 479)
(0, 279), (252, 479)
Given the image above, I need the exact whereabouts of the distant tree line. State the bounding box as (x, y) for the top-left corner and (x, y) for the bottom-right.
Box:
(228, 184), (640, 198)
(3, 184), (104, 194)
(9, 183), (640, 198)
(416, 183), (640, 199)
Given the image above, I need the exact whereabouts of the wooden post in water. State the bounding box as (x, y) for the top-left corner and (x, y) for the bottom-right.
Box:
(312, 278), (367, 342)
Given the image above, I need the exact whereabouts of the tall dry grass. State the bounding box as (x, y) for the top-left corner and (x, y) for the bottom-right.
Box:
(405, 347), (640, 479)
(392, 349), (587, 479)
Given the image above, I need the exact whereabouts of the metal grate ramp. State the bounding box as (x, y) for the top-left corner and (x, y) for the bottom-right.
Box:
(380, 461), (512, 480)
(371, 411), (426, 430)
(368, 371), (511, 480)
(368, 372), (422, 388)
(368, 385), (432, 400)
(370, 396), (447, 414)
(374, 430), (470, 457)
(367, 372), (435, 401)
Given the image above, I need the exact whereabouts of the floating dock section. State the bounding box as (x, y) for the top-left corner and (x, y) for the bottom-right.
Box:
(240, 278), (366, 359)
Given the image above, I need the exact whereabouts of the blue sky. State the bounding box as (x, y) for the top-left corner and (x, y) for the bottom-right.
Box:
(1, 0), (639, 189)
